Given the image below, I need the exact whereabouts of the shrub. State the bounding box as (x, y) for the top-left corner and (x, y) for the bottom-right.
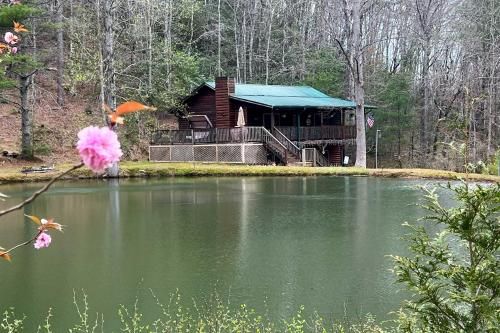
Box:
(392, 183), (500, 332)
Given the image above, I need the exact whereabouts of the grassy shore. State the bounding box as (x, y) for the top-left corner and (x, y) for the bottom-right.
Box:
(0, 161), (499, 183)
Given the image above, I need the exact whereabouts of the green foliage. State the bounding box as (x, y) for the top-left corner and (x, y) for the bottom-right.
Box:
(301, 49), (345, 97)
(0, 54), (40, 75)
(33, 143), (51, 156)
(36, 308), (53, 333)
(2, 291), (389, 332)
(392, 183), (500, 332)
(147, 48), (202, 113)
(0, 52), (41, 91)
(365, 69), (414, 161)
(0, 308), (25, 333)
(483, 151), (500, 176)
(68, 290), (103, 333)
(0, 4), (37, 27)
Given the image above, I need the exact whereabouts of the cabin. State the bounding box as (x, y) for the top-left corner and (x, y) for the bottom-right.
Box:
(150, 77), (370, 166)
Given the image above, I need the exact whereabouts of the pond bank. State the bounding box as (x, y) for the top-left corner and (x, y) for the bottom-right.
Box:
(0, 162), (498, 183)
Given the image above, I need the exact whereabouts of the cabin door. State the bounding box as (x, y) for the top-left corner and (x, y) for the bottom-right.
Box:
(263, 113), (273, 129)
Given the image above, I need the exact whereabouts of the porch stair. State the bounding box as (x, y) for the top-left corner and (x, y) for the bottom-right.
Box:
(331, 145), (342, 166)
(262, 127), (300, 165)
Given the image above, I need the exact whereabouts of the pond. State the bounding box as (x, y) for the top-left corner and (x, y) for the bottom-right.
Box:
(0, 176), (431, 331)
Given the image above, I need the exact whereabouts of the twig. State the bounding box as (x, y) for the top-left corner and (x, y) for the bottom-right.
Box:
(334, 38), (355, 75)
(1, 230), (42, 256)
(0, 162), (84, 217)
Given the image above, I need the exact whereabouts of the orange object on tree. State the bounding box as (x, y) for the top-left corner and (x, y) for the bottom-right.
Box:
(107, 101), (157, 125)
(13, 21), (28, 33)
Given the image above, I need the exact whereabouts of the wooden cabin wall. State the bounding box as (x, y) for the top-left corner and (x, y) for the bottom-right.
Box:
(183, 86), (216, 129)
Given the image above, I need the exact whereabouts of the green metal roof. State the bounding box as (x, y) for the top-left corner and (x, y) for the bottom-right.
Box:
(204, 82), (374, 109)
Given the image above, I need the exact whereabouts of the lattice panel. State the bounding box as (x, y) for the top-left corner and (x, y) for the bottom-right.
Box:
(194, 146), (217, 162)
(244, 145), (267, 164)
(149, 146), (170, 162)
(218, 145), (242, 162)
(171, 146), (194, 161)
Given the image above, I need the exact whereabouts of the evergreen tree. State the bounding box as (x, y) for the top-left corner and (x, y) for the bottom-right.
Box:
(392, 183), (500, 332)
(0, 1), (40, 158)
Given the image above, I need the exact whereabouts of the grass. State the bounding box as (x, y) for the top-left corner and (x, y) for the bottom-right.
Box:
(0, 162), (499, 184)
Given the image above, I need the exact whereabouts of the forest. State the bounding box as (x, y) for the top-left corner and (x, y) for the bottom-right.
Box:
(0, 0), (499, 170)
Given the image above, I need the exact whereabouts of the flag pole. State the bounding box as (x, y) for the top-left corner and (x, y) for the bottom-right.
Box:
(375, 129), (381, 169)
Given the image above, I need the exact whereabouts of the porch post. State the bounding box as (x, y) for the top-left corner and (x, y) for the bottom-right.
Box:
(271, 108), (275, 129)
(297, 111), (301, 141)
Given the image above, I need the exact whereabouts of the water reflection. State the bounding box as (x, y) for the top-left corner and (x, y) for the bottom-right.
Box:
(0, 177), (429, 331)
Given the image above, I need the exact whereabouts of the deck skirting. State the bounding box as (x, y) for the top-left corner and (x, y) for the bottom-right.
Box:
(149, 143), (268, 164)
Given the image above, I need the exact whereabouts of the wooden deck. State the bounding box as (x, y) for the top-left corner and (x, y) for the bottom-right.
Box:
(150, 126), (355, 166)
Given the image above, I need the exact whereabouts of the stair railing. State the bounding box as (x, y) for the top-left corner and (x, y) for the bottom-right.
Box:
(262, 127), (288, 163)
(272, 127), (301, 159)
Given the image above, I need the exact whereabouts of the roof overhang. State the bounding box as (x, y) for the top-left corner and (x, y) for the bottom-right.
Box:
(183, 81), (377, 110)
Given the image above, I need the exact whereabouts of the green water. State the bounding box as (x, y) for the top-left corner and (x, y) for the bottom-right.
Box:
(0, 176), (428, 330)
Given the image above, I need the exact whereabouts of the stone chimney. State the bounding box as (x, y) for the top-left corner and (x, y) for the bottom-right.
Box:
(215, 77), (235, 128)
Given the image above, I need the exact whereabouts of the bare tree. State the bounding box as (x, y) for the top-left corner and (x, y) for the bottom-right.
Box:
(55, 0), (64, 106)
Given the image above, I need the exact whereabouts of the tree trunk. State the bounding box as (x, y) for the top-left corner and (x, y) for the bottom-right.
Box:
(421, 43), (431, 156)
(20, 74), (35, 159)
(103, 0), (116, 110)
(352, 0), (366, 168)
(217, 0), (222, 76)
(147, 0), (153, 91)
(164, 0), (172, 88)
(234, 0), (240, 82)
(102, 0), (118, 177)
(55, 0), (64, 106)
(265, 2), (274, 85)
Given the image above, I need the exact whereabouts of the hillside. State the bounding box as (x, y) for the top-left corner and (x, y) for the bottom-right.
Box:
(0, 73), (104, 166)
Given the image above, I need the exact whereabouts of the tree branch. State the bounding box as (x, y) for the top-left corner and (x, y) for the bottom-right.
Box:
(334, 38), (355, 76)
(0, 162), (84, 218)
(1, 230), (42, 257)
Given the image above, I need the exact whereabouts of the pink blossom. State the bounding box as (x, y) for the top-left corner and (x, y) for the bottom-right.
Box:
(34, 232), (52, 249)
(4, 32), (18, 45)
(11, 47), (17, 54)
(10, 0), (22, 4)
(77, 126), (122, 173)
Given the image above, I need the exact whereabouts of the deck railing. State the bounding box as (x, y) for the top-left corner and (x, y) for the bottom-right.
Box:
(152, 127), (265, 145)
(151, 125), (355, 145)
(302, 148), (330, 167)
(275, 126), (355, 141)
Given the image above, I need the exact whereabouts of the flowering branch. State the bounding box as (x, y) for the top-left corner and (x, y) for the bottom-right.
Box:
(0, 229), (43, 261)
(0, 162), (84, 218)
(0, 103), (154, 262)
